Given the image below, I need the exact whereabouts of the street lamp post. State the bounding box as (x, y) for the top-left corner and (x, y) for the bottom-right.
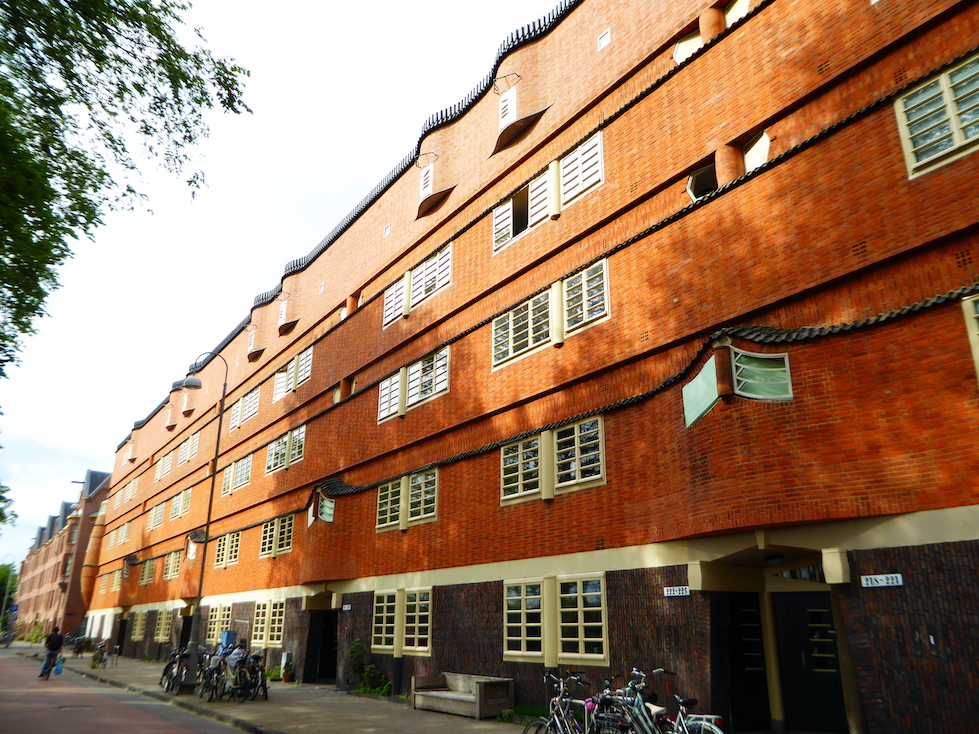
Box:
(177, 352), (228, 692)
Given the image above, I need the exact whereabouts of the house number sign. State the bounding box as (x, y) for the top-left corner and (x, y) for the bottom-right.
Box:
(860, 573), (904, 588)
(664, 586), (691, 597)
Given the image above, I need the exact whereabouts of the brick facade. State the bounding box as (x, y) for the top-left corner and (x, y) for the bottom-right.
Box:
(81, 1), (979, 731)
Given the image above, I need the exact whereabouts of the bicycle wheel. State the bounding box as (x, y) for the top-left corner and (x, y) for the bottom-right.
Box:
(248, 669), (262, 700)
(521, 719), (552, 734)
(683, 722), (724, 734)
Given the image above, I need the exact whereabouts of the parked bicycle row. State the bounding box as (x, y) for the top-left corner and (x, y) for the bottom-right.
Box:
(523, 667), (726, 734)
(159, 641), (268, 702)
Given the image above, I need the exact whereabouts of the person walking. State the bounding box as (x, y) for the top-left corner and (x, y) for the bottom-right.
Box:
(39, 626), (64, 679)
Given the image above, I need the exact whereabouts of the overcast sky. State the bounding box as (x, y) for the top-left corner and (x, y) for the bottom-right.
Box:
(0, 0), (567, 566)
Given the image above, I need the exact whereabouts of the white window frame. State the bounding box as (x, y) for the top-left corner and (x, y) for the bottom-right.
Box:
(375, 480), (402, 530)
(560, 133), (604, 207)
(131, 611), (146, 641)
(896, 52), (979, 178)
(222, 455), (252, 495)
(383, 245), (453, 327)
(147, 503), (165, 530)
(382, 277), (408, 326)
(111, 569), (122, 591)
(206, 605), (231, 644)
(259, 515), (294, 558)
(377, 373), (402, 422)
(405, 347), (449, 409)
(162, 550), (181, 580)
(124, 477), (138, 502)
(273, 347), (313, 402)
(493, 173), (549, 252)
(419, 162), (434, 200)
(266, 425), (306, 474)
(139, 558), (155, 586)
(177, 431), (200, 466)
(170, 488), (191, 520)
(555, 418), (605, 489)
(154, 451), (173, 482)
(504, 580), (544, 661)
(229, 386), (261, 431)
(252, 601), (286, 647)
(499, 85), (517, 130)
(731, 347), (793, 400)
(117, 521), (131, 544)
(743, 131), (771, 174)
(493, 261), (610, 368)
(213, 531), (241, 568)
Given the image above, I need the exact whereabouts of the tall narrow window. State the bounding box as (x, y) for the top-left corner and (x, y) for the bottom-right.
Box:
(504, 582), (543, 659)
(259, 515), (294, 558)
(377, 373), (401, 421)
(564, 262), (608, 333)
(403, 589), (431, 654)
(376, 480), (401, 530)
(501, 437), (541, 500)
(372, 592), (397, 651)
(560, 134), (604, 207)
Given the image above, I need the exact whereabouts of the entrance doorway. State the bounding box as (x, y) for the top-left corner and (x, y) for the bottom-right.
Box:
(302, 609), (338, 683)
(773, 592), (847, 733)
(727, 593), (772, 731)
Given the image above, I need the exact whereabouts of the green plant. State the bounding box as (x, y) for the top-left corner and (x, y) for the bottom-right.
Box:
(266, 665), (281, 680)
(355, 663), (391, 695)
(143, 654), (155, 662)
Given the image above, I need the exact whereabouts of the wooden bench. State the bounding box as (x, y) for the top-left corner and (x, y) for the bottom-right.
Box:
(411, 672), (514, 719)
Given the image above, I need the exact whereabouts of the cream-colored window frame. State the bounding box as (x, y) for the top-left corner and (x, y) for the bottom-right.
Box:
(154, 610), (173, 642)
(139, 558), (155, 585)
(961, 296), (979, 378)
(896, 52), (979, 178)
(503, 573), (608, 667)
(371, 591), (398, 652)
(402, 588), (432, 656)
(259, 515), (294, 558)
(131, 612), (146, 641)
(500, 437), (541, 501)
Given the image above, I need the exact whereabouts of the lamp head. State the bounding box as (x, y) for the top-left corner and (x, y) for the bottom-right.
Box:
(181, 376), (203, 390)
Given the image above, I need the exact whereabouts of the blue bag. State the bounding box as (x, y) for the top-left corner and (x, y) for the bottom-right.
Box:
(54, 657), (64, 675)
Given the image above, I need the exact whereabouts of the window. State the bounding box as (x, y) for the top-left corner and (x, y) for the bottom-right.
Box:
(123, 477), (138, 502)
(162, 550), (181, 580)
(493, 261), (610, 367)
(555, 419), (603, 487)
(117, 521), (131, 544)
(372, 592), (397, 650)
(403, 589), (431, 654)
(139, 558), (155, 585)
(259, 515), (294, 558)
(99, 575), (108, 594)
(266, 425), (306, 474)
(405, 348), (449, 408)
(253, 600), (286, 647)
(170, 488), (191, 520)
(214, 531), (241, 568)
(206, 605), (231, 643)
(408, 471), (438, 522)
(560, 134), (604, 207)
(377, 373), (401, 421)
(687, 161), (718, 201)
(273, 347), (314, 402)
(154, 452), (173, 482)
(375, 480), (402, 530)
(597, 29), (611, 51)
(222, 455), (252, 495)
(131, 612), (146, 641)
(106, 529), (115, 550)
(375, 471), (438, 530)
(731, 347), (792, 399)
(113, 491), (122, 509)
(419, 162), (434, 200)
(501, 418), (605, 502)
(378, 348), (451, 421)
(504, 574), (607, 665)
(383, 245), (453, 326)
(493, 173), (549, 251)
(499, 85), (517, 130)
(673, 30), (702, 64)
(743, 132), (771, 174)
(501, 437), (541, 500)
(148, 503), (165, 530)
(229, 386), (260, 430)
(177, 431), (200, 465)
(111, 569), (122, 591)
(896, 52), (979, 177)
(505, 581), (543, 659)
(960, 296), (979, 378)
(154, 610), (173, 642)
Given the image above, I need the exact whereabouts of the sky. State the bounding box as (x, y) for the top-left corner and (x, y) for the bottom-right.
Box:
(0, 0), (568, 566)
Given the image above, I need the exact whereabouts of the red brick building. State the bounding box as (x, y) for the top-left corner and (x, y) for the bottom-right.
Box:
(16, 470), (109, 638)
(86, 0), (979, 731)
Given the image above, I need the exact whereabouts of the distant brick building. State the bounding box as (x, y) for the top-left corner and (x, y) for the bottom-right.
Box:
(84, 0), (979, 731)
(15, 470), (109, 638)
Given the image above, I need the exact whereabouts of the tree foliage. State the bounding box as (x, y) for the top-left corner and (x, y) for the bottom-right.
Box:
(0, 480), (12, 526)
(0, 0), (248, 378)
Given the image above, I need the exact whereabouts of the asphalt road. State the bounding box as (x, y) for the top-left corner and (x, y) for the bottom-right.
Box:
(0, 648), (238, 734)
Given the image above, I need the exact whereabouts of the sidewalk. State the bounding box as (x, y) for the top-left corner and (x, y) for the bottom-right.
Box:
(11, 642), (524, 734)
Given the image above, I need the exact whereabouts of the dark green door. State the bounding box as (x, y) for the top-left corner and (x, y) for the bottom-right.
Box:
(774, 592), (847, 733)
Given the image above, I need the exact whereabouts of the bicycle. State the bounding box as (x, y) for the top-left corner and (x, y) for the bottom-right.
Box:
(599, 668), (725, 734)
(521, 670), (591, 734)
(89, 641), (108, 669)
(246, 653), (268, 700)
(160, 648), (190, 694)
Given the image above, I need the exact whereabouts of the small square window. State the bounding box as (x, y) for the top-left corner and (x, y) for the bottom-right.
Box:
(597, 29), (611, 51)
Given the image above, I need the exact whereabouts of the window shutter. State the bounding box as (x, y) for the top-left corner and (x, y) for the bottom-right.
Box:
(528, 173), (549, 228)
(493, 200), (514, 251)
(419, 163), (434, 200)
(405, 360), (423, 406)
(273, 369), (289, 402)
(383, 280), (406, 325)
(499, 86), (517, 130)
(378, 374), (400, 420)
